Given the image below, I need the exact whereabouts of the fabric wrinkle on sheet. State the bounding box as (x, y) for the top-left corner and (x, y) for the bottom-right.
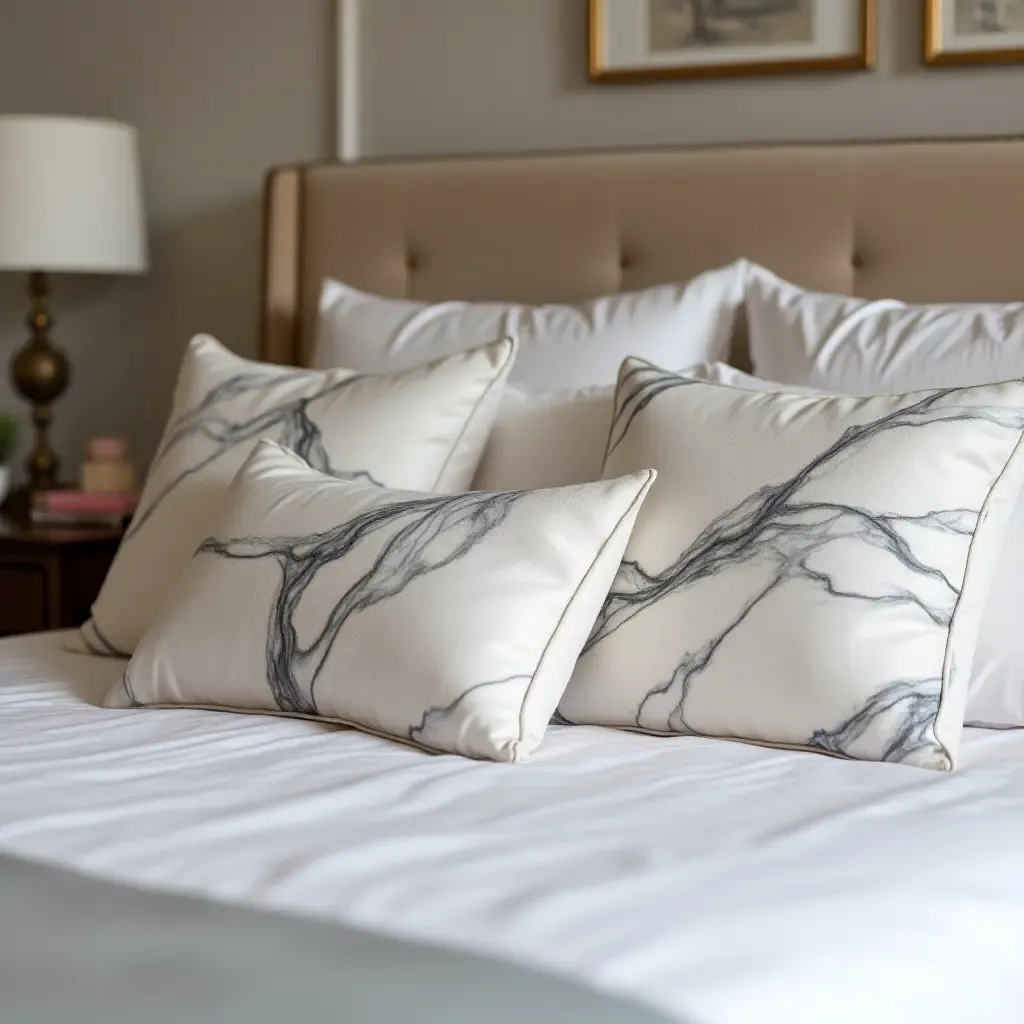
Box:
(1, 632), (1023, 1024)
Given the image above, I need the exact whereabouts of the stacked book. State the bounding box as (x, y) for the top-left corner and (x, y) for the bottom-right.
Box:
(30, 490), (138, 529)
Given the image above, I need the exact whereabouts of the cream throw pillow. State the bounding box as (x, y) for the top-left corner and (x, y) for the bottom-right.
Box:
(560, 359), (1024, 771)
(81, 334), (515, 657)
(107, 441), (654, 763)
(470, 363), (781, 493)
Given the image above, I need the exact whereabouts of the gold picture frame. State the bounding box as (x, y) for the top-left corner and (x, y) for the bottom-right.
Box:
(925, 0), (1024, 65)
(588, 0), (876, 83)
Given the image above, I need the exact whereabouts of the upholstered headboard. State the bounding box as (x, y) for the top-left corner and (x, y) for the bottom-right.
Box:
(261, 138), (1024, 368)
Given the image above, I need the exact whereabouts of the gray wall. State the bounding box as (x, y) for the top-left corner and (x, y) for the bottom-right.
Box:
(360, 0), (1024, 158)
(0, 0), (334, 482)
(2, 0), (1023, 481)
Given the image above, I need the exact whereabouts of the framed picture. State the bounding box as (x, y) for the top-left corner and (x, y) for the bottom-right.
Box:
(925, 0), (1024, 65)
(588, 0), (876, 83)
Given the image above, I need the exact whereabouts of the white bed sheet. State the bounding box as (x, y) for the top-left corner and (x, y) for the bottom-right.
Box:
(2, 631), (1023, 1024)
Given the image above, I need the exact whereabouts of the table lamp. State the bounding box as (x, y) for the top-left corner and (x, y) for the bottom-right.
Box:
(0, 115), (148, 496)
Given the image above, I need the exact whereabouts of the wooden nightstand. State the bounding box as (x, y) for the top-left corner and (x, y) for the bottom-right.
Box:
(0, 520), (122, 636)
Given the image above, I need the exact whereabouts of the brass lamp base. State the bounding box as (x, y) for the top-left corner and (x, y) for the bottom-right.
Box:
(9, 271), (70, 493)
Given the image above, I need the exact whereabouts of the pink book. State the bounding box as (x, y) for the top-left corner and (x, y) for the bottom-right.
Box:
(35, 490), (139, 515)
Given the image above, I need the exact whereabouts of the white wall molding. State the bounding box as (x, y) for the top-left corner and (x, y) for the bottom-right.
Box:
(336, 0), (361, 162)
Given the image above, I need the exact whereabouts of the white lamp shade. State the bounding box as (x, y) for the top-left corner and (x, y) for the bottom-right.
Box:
(0, 116), (148, 274)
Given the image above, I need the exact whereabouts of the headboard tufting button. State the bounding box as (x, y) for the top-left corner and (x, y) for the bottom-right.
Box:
(619, 250), (634, 271)
(405, 251), (421, 273)
(851, 251), (866, 271)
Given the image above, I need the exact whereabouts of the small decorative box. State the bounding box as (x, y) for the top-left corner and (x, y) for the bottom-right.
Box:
(81, 436), (136, 494)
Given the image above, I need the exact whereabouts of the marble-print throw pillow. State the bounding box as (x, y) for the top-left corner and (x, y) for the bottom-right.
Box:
(559, 359), (1024, 771)
(81, 333), (516, 658)
(107, 441), (655, 763)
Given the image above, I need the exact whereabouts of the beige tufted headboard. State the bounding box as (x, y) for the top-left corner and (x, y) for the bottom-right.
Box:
(261, 138), (1024, 368)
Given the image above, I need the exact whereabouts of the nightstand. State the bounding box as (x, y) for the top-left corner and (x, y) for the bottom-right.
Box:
(0, 520), (122, 636)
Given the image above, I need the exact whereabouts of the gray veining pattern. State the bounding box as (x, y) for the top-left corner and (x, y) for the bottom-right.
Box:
(582, 364), (1024, 765)
(124, 490), (528, 743)
(126, 366), (382, 542)
(409, 674), (532, 750)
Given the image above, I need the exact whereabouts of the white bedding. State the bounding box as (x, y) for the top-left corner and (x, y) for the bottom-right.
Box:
(2, 631), (1024, 1024)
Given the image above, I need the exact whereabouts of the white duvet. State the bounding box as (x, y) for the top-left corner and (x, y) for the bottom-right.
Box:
(2, 631), (1023, 1024)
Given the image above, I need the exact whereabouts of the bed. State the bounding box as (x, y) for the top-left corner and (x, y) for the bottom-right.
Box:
(6, 138), (1024, 1024)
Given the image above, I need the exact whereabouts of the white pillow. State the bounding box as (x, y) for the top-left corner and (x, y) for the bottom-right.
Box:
(313, 261), (748, 392)
(747, 264), (1024, 394)
(107, 441), (654, 763)
(470, 385), (612, 492)
(746, 265), (1024, 729)
(560, 359), (1024, 771)
(471, 363), (769, 493)
(80, 334), (515, 658)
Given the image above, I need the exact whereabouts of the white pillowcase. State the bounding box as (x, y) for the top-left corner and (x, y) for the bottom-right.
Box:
(108, 441), (655, 763)
(471, 363), (768, 493)
(560, 359), (1024, 771)
(314, 261), (748, 392)
(470, 385), (612, 492)
(81, 334), (515, 658)
(747, 264), (1024, 394)
(746, 265), (1024, 729)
